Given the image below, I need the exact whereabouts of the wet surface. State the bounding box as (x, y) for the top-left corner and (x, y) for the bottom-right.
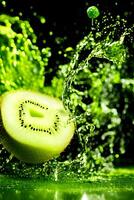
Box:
(0, 168), (134, 200)
(0, 188), (134, 200)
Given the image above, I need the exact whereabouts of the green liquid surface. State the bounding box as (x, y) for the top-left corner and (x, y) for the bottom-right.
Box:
(0, 167), (134, 200)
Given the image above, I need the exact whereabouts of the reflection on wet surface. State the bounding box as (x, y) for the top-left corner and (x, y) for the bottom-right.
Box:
(0, 188), (134, 200)
(0, 168), (134, 200)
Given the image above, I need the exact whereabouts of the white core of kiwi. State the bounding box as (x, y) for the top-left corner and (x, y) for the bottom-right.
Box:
(0, 90), (75, 163)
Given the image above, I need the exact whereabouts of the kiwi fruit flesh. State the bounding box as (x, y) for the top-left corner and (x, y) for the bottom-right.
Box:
(0, 90), (75, 163)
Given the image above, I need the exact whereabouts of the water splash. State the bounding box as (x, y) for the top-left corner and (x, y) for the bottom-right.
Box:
(0, 14), (51, 94)
(63, 16), (134, 176)
(0, 13), (133, 180)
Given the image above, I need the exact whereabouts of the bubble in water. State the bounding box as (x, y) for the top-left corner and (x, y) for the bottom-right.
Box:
(87, 6), (100, 19)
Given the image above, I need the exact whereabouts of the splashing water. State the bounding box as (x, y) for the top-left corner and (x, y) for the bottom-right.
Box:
(63, 15), (134, 177)
(0, 14), (51, 94)
(0, 12), (134, 181)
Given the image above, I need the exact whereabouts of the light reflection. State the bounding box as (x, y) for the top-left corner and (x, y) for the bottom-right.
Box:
(0, 188), (134, 200)
(81, 192), (106, 200)
(81, 192), (89, 200)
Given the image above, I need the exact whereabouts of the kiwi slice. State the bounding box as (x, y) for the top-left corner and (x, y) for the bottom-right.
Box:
(0, 90), (75, 163)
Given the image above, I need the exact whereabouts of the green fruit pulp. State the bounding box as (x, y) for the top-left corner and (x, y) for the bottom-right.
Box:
(0, 90), (75, 163)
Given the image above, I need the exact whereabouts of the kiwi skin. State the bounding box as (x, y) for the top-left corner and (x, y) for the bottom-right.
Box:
(0, 90), (75, 163)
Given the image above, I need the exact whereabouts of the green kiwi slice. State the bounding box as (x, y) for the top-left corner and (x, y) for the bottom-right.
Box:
(0, 90), (75, 163)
